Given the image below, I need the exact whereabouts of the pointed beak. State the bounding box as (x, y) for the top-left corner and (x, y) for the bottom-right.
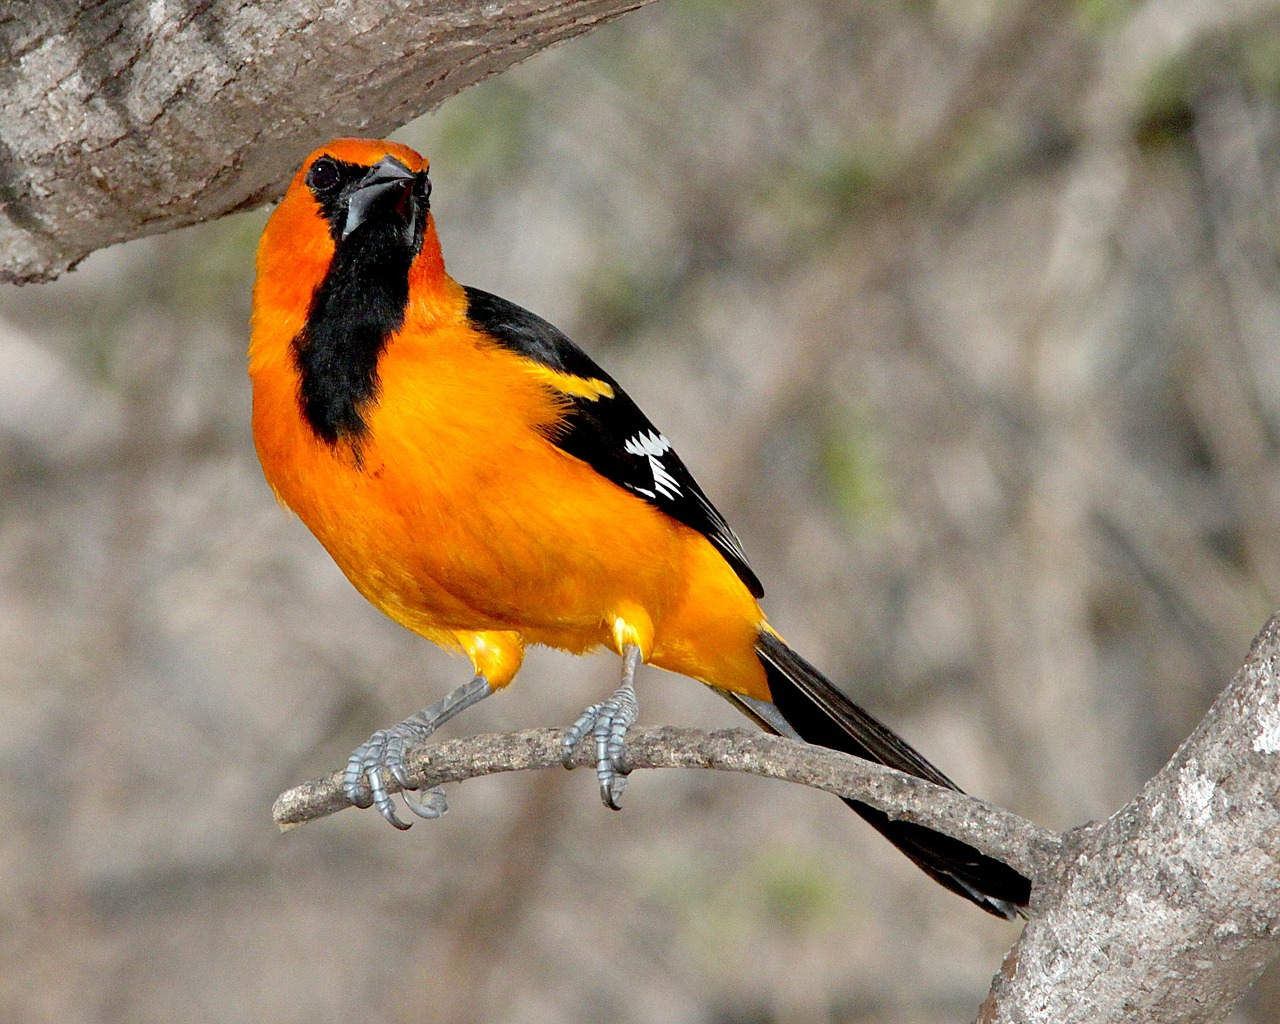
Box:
(342, 156), (417, 241)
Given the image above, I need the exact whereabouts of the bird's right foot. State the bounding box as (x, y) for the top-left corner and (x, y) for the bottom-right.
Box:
(343, 674), (493, 829)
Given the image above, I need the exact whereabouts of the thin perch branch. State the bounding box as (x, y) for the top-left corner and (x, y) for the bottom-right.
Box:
(272, 724), (1060, 883)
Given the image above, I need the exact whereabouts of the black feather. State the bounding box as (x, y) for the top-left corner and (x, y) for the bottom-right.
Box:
(293, 226), (412, 445)
(292, 159), (428, 446)
(755, 630), (1031, 918)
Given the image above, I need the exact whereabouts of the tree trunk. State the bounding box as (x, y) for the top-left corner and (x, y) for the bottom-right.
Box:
(980, 615), (1280, 1022)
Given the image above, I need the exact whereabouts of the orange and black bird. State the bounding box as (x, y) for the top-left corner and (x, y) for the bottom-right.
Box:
(249, 138), (1031, 918)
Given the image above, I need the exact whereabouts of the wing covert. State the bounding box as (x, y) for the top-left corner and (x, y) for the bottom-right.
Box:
(464, 286), (763, 598)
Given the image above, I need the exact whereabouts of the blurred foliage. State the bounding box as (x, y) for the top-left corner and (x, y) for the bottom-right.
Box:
(649, 844), (850, 951)
(1076, 0), (1137, 33)
(579, 260), (686, 344)
(430, 80), (538, 184)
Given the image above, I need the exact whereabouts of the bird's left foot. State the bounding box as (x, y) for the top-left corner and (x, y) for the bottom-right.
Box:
(562, 644), (642, 809)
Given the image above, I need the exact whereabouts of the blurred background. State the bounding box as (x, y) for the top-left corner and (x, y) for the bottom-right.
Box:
(4, 0), (1280, 1020)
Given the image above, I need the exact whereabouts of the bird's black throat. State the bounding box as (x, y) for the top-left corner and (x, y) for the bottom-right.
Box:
(292, 225), (415, 447)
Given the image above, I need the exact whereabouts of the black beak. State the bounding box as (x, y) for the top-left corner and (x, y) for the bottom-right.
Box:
(342, 156), (417, 241)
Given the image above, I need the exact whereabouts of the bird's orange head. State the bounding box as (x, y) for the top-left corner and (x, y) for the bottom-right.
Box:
(253, 139), (447, 342)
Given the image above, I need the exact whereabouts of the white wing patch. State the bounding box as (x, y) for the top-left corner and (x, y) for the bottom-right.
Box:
(624, 430), (682, 500)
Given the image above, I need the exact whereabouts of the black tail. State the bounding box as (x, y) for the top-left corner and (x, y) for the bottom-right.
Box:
(752, 630), (1030, 918)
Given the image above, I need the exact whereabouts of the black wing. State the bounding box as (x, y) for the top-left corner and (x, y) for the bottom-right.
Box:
(464, 286), (763, 598)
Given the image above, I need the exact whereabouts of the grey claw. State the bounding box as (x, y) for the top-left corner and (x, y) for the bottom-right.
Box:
(340, 675), (495, 828)
(344, 755), (375, 809)
(601, 774), (627, 810)
(390, 763), (413, 790)
(403, 785), (448, 819)
(562, 702), (602, 768)
(364, 754), (413, 830)
(341, 726), (420, 828)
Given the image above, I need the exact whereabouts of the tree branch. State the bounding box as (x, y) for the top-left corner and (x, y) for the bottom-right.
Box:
(272, 724), (1060, 883)
(0, 0), (652, 283)
(982, 612), (1280, 1023)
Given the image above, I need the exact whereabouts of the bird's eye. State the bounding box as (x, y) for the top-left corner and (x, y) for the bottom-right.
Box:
(306, 157), (342, 194)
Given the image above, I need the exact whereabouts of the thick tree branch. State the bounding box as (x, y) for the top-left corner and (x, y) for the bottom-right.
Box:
(982, 613), (1280, 1023)
(272, 724), (1059, 883)
(0, 0), (651, 283)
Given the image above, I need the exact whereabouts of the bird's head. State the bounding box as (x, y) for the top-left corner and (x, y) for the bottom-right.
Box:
(298, 139), (431, 247)
(255, 139), (445, 320)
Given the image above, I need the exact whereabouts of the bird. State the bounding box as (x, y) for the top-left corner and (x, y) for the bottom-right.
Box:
(248, 137), (1031, 918)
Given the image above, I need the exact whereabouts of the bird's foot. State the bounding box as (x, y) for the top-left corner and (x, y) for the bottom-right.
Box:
(344, 674), (492, 829)
(343, 721), (451, 829)
(562, 644), (642, 809)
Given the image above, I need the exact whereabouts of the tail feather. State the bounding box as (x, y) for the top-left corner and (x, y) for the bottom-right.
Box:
(753, 630), (1031, 919)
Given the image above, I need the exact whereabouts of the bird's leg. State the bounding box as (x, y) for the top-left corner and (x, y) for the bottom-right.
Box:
(344, 673), (494, 829)
(562, 643), (643, 810)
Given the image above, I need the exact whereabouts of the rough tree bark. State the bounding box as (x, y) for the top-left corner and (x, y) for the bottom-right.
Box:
(0, 0), (650, 284)
(979, 615), (1280, 1023)
(273, 725), (1062, 882)
(275, 614), (1280, 1023)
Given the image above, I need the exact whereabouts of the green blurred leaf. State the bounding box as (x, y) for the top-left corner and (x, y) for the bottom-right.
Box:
(821, 416), (891, 529)
(1075, 0), (1136, 33)
(751, 847), (844, 933)
(642, 842), (855, 961)
(1133, 57), (1198, 153)
(579, 260), (682, 342)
